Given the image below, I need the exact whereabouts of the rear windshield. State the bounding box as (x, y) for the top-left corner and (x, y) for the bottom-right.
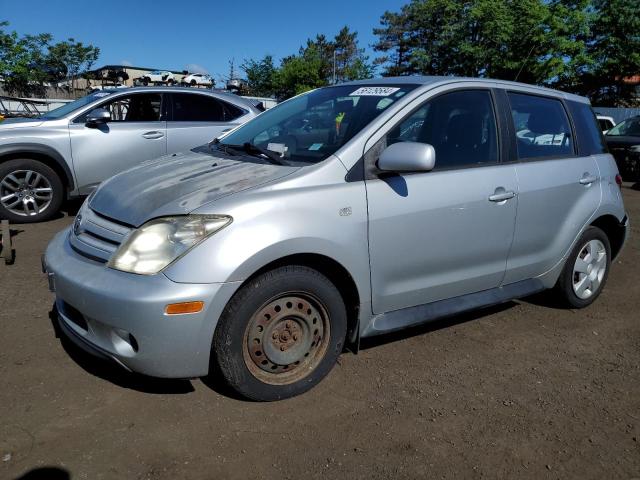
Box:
(219, 84), (417, 164)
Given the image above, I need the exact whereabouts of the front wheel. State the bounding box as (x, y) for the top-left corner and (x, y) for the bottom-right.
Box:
(212, 265), (347, 401)
(555, 226), (611, 308)
(0, 159), (63, 223)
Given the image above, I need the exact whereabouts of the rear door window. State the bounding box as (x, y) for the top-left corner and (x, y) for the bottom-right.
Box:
(171, 93), (225, 122)
(567, 101), (608, 155)
(508, 93), (574, 160)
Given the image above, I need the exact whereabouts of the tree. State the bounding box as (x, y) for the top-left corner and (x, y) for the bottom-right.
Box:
(333, 26), (373, 82)
(47, 38), (100, 91)
(0, 22), (99, 96)
(373, 8), (416, 76)
(583, 0), (640, 105)
(373, 0), (590, 83)
(242, 55), (277, 97)
(0, 22), (52, 96)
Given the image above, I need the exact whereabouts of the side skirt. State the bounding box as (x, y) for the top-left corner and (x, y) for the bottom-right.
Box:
(361, 279), (546, 338)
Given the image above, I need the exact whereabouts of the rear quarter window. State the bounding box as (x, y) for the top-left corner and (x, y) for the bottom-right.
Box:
(568, 101), (608, 155)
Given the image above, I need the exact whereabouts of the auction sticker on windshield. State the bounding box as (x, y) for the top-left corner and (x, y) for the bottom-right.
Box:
(350, 87), (400, 96)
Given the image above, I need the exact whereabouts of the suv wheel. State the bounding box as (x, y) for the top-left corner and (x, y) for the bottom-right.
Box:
(0, 159), (63, 223)
(212, 265), (347, 401)
(555, 226), (611, 308)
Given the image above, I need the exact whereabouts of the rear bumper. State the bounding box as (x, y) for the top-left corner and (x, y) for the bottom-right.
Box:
(44, 228), (241, 378)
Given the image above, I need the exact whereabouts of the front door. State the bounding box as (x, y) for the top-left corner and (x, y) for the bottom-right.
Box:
(366, 89), (518, 313)
(69, 92), (166, 193)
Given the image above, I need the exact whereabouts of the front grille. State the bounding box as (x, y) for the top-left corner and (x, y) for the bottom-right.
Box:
(69, 208), (132, 262)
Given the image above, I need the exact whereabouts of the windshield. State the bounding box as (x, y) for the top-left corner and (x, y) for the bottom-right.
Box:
(40, 92), (113, 120)
(607, 117), (640, 136)
(219, 84), (417, 164)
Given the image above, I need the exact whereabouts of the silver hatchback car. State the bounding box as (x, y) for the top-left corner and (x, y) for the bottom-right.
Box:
(44, 77), (629, 401)
(0, 87), (259, 222)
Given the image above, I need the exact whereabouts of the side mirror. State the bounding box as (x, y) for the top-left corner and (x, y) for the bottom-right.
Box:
(85, 108), (111, 126)
(377, 142), (436, 172)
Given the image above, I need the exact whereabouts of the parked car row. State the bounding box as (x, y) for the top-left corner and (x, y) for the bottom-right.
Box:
(37, 77), (627, 401)
(0, 87), (259, 222)
(135, 71), (214, 87)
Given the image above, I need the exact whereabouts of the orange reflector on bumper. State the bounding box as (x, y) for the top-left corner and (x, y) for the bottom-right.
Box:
(165, 301), (204, 315)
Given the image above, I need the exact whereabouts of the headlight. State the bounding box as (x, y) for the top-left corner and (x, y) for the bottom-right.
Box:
(108, 215), (232, 275)
(629, 145), (640, 153)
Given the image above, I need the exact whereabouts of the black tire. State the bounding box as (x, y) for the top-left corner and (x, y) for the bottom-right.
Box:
(142, 78), (149, 86)
(212, 265), (347, 401)
(554, 226), (611, 308)
(0, 159), (64, 223)
(190, 79), (197, 86)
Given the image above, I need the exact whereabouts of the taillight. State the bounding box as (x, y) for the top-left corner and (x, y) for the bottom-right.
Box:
(615, 174), (623, 189)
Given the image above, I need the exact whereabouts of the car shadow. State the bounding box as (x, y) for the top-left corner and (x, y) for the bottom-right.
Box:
(59, 197), (83, 219)
(48, 305), (195, 395)
(13, 467), (70, 480)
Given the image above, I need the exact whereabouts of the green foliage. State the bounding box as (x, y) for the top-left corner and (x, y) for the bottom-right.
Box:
(241, 26), (372, 100)
(373, 0), (640, 106)
(0, 21), (100, 97)
(242, 55), (278, 97)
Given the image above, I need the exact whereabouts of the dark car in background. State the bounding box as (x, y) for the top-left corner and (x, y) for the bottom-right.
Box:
(604, 115), (640, 183)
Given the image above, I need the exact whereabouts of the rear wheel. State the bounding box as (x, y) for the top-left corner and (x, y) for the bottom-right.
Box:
(212, 265), (347, 401)
(555, 226), (611, 308)
(0, 159), (63, 223)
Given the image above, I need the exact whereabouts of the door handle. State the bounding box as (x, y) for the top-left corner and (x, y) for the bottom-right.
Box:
(488, 190), (516, 202)
(142, 131), (164, 139)
(579, 174), (598, 185)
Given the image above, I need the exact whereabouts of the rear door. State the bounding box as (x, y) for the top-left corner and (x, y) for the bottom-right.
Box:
(69, 92), (166, 194)
(366, 88), (518, 313)
(502, 92), (601, 284)
(166, 93), (249, 152)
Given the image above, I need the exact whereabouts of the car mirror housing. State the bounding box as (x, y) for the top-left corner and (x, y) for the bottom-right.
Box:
(377, 142), (436, 173)
(85, 108), (111, 126)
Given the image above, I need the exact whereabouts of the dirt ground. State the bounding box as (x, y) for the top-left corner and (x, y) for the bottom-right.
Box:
(1, 187), (639, 480)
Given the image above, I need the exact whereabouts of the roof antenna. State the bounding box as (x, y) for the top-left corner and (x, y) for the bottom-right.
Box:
(514, 45), (536, 82)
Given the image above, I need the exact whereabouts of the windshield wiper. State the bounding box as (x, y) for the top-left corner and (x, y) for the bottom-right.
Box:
(212, 139), (285, 165)
(243, 143), (286, 165)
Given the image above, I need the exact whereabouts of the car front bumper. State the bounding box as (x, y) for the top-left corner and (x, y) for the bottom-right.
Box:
(44, 228), (240, 378)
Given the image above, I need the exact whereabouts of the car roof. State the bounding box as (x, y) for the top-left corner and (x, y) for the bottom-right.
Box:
(97, 86), (259, 111)
(339, 75), (589, 104)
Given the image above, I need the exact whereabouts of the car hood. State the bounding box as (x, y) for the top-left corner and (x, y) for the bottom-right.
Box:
(0, 117), (45, 129)
(89, 149), (298, 227)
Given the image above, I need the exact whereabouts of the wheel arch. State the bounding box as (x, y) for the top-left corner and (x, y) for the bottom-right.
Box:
(228, 253), (361, 349)
(0, 144), (75, 192)
(590, 214), (627, 260)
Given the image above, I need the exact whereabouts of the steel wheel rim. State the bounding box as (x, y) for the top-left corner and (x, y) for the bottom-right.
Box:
(0, 169), (53, 217)
(572, 239), (607, 300)
(243, 292), (330, 385)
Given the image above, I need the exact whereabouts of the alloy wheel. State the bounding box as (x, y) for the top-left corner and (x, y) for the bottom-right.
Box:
(0, 169), (53, 217)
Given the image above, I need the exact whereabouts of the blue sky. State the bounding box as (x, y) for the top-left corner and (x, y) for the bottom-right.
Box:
(1, 0), (406, 83)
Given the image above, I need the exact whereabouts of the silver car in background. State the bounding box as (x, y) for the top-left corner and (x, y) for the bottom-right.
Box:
(44, 77), (628, 401)
(0, 87), (259, 222)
